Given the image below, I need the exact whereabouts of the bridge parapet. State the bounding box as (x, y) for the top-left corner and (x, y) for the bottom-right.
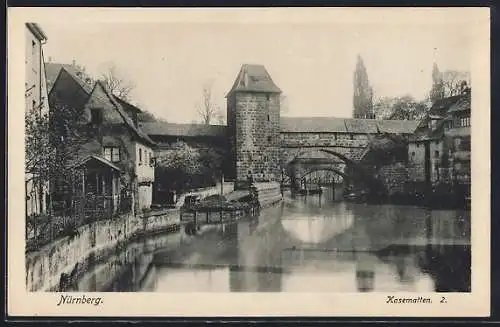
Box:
(280, 132), (370, 149)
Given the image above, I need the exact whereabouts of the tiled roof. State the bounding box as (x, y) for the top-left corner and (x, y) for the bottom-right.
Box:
(140, 122), (228, 137)
(376, 120), (419, 134)
(114, 95), (142, 114)
(280, 117), (418, 134)
(227, 64), (281, 96)
(448, 93), (471, 113)
(280, 117), (347, 133)
(45, 63), (93, 94)
(429, 95), (463, 116)
(96, 81), (156, 147)
(49, 64), (155, 147)
(69, 155), (121, 171)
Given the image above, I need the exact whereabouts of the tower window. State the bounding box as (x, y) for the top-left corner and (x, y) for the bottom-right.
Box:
(267, 114), (270, 121)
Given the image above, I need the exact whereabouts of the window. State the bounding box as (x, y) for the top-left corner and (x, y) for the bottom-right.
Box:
(32, 100), (36, 111)
(434, 150), (439, 158)
(411, 151), (415, 157)
(435, 141), (439, 145)
(267, 136), (272, 142)
(266, 95), (270, 101)
(267, 114), (270, 121)
(90, 108), (103, 124)
(139, 148), (142, 165)
(416, 143), (420, 148)
(460, 116), (471, 127)
(104, 147), (120, 162)
(31, 40), (36, 55)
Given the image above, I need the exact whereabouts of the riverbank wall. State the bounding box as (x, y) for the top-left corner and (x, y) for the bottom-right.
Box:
(25, 208), (181, 292)
(25, 183), (237, 292)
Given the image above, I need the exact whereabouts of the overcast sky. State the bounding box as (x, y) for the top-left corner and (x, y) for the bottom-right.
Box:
(40, 20), (472, 124)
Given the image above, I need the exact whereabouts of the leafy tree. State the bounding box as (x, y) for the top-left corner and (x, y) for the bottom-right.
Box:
(374, 95), (428, 121)
(353, 55), (374, 119)
(155, 141), (202, 193)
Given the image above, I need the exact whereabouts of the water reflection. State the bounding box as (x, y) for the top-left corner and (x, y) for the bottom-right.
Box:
(93, 189), (470, 293)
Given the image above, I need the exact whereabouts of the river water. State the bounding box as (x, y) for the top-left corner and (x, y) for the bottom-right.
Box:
(82, 188), (471, 293)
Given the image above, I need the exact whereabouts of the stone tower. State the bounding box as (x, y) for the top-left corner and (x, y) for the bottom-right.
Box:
(226, 64), (282, 187)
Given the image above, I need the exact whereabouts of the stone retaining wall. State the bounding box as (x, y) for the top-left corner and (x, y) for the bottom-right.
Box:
(377, 163), (409, 195)
(25, 209), (180, 292)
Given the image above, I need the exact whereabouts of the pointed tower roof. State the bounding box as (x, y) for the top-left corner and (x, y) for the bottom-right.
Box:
(226, 64), (281, 97)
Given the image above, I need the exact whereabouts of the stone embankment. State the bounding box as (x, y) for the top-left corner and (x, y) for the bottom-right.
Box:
(25, 183), (236, 292)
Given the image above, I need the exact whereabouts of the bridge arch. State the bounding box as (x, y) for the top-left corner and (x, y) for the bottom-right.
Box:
(283, 147), (386, 195)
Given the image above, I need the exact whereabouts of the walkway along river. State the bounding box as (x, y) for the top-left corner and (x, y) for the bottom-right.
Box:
(76, 188), (471, 292)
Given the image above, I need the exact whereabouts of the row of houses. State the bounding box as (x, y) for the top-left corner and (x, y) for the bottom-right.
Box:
(407, 87), (471, 195)
(26, 24), (157, 218)
(26, 23), (230, 219)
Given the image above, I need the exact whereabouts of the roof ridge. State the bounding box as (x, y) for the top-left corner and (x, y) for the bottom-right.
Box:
(95, 81), (156, 147)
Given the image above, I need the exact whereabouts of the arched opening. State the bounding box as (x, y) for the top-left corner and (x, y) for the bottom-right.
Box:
(281, 148), (387, 199)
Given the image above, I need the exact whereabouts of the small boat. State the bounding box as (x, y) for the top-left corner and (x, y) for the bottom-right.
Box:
(344, 190), (368, 202)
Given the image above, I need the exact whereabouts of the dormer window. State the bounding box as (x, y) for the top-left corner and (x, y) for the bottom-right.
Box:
(104, 146), (120, 162)
(90, 108), (103, 125)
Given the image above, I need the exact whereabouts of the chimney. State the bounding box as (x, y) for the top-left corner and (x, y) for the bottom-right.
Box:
(72, 59), (76, 67)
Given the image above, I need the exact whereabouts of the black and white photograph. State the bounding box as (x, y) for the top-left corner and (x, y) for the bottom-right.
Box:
(9, 7), (490, 317)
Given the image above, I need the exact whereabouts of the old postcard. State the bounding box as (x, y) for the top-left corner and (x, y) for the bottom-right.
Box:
(8, 7), (490, 317)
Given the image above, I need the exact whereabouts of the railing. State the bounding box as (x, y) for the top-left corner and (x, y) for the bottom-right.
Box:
(26, 194), (133, 252)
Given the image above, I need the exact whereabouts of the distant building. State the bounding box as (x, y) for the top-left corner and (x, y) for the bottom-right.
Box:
(25, 23), (49, 216)
(407, 87), (471, 194)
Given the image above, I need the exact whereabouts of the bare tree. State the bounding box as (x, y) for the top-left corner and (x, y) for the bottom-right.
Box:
(197, 81), (218, 125)
(442, 70), (471, 97)
(100, 65), (135, 101)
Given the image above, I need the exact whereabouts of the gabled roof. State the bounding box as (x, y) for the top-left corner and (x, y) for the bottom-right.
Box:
(69, 155), (121, 171)
(94, 81), (156, 147)
(113, 95), (143, 114)
(140, 122), (227, 137)
(448, 93), (471, 113)
(280, 117), (418, 134)
(429, 95), (463, 116)
(26, 23), (47, 41)
(48, 64), (155, 147)
(45, 63), (93, 94)
(226, 64), (282, 96)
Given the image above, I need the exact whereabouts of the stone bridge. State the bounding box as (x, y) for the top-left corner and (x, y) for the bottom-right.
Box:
(278, 117), (419, 193)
